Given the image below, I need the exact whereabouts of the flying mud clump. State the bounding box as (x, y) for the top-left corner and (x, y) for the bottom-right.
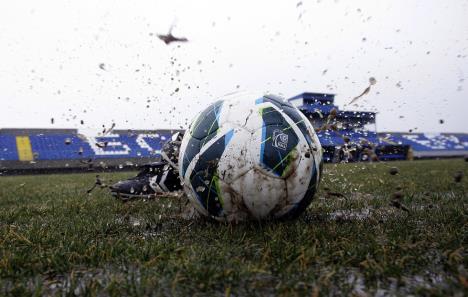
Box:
(348, 77), (377, 105)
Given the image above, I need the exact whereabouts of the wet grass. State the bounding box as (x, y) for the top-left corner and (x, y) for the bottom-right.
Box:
(0, 159), (467, 296)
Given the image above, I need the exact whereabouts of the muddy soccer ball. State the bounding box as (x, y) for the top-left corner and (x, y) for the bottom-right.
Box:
(179, 93), (323, 221)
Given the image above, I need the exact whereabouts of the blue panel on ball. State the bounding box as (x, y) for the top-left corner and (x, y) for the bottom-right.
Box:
(281, 106), (313, 148)
(259, 107), (299, 177)
(260, 95), (314, 149)
(181, 136), (201, 177)
(262, 94), (294, 109)
(183, 100), (224, 176)
(189, 130), (233, 217)
(260, 106), (286, 125)
(190, 100), (223, 141)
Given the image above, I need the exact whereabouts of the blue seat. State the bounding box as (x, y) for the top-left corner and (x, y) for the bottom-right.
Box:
(0, 135), (19, 161)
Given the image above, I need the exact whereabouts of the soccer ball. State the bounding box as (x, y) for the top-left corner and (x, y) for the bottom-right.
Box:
(179, 93), (322, 221)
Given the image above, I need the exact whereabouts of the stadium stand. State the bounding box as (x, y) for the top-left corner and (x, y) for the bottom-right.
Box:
(1, 93), (467, 172)
(289, 92), (385, 162)
(288, 92), (467, 161)
(0, 128), (180, 173)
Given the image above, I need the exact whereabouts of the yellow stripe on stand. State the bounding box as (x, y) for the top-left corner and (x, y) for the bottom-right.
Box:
(16, 136), (34, 161)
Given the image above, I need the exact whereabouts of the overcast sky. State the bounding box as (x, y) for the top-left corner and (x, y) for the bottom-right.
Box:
(0, 0), (467, 134)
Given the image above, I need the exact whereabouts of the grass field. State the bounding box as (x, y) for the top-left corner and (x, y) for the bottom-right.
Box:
(0, 159), (467, 296)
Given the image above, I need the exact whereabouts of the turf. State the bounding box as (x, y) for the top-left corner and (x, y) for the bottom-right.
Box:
(0, 159), (467, 296)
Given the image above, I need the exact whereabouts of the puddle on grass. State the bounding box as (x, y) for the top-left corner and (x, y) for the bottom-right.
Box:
(345, 269), (368, 296)
(113, 205), (198, 239)
(113, 215), (168, 238)
(303, 204), (414, 224)
(27, 266), (141, 296)
(3, 266), (459, 296)
(333, 266), (461, 296)
(328, 208), (371, 221)
(375, 269), (460, 296)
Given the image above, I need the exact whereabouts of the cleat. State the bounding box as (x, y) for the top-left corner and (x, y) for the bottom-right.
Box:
(109, 133), (184, 201)
(110, 162), (182, 201)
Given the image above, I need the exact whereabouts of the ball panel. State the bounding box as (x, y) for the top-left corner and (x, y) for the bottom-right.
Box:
(257, 95), (319, 155)
(216, 179), (249, 222)
(190, 100), (223, 140)
(180, 136), (201, 177)
(281, 106), (315, 148)
(188, 129), (234, 217)
(218, 95), (262, 133)
(190, 171), (224, 217)
(184, 182), (209, 216)
(254, 123), (299, 178)
(217, 127), (253, 183)
(256, 94), (294, 109)
(258, 106), (287, 126)
(285, 149), (319, 196)
(282, 159), (321, 219)
(250, 103), (306, 179)
(183, 125), (235, 179)
(230, 168), (287, 219)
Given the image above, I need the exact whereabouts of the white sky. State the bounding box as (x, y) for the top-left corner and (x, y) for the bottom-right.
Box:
(0, 0), (467, 134)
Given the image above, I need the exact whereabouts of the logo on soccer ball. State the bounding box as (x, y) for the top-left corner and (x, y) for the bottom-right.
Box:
(272, 129), (288, 150)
